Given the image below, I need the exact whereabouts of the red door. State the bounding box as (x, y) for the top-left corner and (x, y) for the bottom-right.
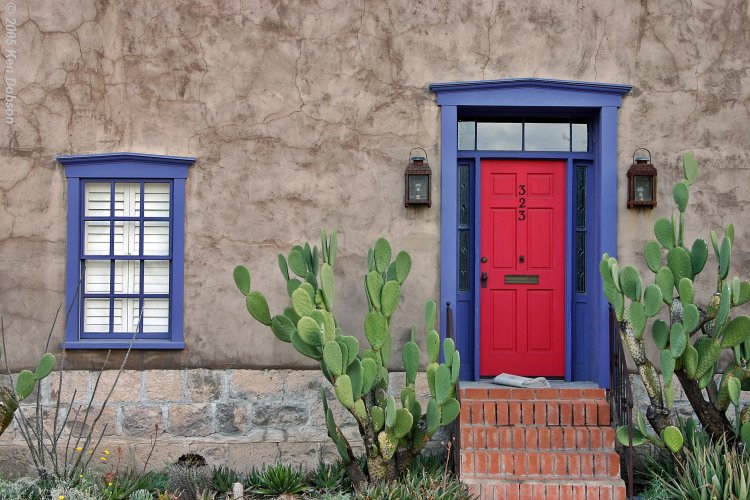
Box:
(480, 159), (566, 377)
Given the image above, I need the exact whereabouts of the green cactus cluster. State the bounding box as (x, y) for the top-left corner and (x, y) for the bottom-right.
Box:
(602, 153), (750, 452)
(0, 342), (56, 437)
(235, 230), (460, 487)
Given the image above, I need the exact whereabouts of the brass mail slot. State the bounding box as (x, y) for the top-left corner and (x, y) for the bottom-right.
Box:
(505, 274), (540, 285)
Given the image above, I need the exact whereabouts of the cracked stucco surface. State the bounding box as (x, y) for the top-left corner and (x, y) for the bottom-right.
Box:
(0, 0), (749, 370)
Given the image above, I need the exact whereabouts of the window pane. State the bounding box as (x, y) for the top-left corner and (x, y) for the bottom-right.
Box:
(113, 298), (139, 332)
(114, 183), (140, 217)
(113, 221), (139, 255)
(576, 232), (586, 294)
(572, 123), (588, 152)
(524, 122), (570, 151)
(85, 260), (111, 294)
(458, 230), (470, 292)
(476, 122), (522, 150)
(143, 222), (170, 255)
(144, 183), (171, 217)
(144, 261), (170, 294)
(85, 183), (111, 217)
(576, 167), (586, 229)
(458, 121), (475, 150)
(84, 221), (111, 255)
(142, 298), (169, 333)
(114, 260), (140, 294)
(84, 299), (110, 332)
(458, 164), (470, 226)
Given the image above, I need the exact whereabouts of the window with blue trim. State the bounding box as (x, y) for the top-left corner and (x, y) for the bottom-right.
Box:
(59, 153), (195, 349)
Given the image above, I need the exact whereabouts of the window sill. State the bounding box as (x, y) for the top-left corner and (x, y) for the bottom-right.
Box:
(61, 340), (185, 350)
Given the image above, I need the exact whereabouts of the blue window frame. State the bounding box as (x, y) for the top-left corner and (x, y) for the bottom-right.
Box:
(59, 153), (195, 349)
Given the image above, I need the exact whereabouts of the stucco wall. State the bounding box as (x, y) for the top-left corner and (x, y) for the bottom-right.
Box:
(1, 0), (749, 370)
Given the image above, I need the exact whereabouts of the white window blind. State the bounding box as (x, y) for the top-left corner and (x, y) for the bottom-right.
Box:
(82, 182), (171, 334)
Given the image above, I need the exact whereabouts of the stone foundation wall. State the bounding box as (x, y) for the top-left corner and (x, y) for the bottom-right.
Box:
(0, 369), (446, 478)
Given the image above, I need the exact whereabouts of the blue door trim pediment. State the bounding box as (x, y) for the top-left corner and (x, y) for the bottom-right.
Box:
(430, 78), (632, 107)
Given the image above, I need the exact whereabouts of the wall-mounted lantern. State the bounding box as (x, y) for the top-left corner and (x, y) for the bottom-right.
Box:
(627, 148), (657, 209)
(404, 148), (432, 207)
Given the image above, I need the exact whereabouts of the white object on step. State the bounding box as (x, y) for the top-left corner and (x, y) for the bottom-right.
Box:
(491, 373), (551, 389)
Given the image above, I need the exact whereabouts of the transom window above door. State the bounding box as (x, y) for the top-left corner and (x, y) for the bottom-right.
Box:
(458, 119), (588, 152)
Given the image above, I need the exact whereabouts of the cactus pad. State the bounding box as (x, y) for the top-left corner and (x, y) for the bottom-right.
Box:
(720, 316), (750, 348)
(401, 341), (420, 386)
(394, 251), (412, 284)
(426, 330), (440, 364)
(246, 292), (272, 326)
(381, 281), (401, 318)
(644, 241), (661, 272)
(654, 218), (675, 249)
(323, 341), (344, 376)
(233, 266), (251, 295)
(366, 272), (384, 311)
(441, 398), (460, 426)
(15, 370), (35, 400)
(335, 375), (354, 409)
(435, 364), (452, 405)
(34, 353), (55, 381)
(652, 320), (669, 350)
(619, 266), (643, 302)
(291, 288), (314, 317)
(667, 247), (693, 283)
(364, 311), (388, 350)
(661, 426), (684, 453)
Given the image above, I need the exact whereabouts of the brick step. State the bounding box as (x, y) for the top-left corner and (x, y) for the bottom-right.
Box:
(462, 478), (627, 500)
(459, 386), (607, 401)
(462, 425), (615, 451)
(461, 398), (611, 427)
(461, 449), (621, 479)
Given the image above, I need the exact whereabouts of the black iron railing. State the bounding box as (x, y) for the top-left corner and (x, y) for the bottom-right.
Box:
(446, 301), (460, 470)
(608, 306), (634, 499)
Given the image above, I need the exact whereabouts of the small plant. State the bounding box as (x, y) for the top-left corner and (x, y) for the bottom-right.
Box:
(128, 490), (153, 500)
(642, 419), (750, 499)
(167, 455), (212, 500)
(211, 465), (240, 496)
(355, 460), (472, 500)
(602, 153), (750, 451)
(235, 231), (461, 489)
(0, 476), (43, 500)
(249, 462), (309, 497)
(308, 460), (352, 494)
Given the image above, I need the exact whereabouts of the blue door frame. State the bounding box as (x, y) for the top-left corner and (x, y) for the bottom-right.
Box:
(429, 78), (631, 388)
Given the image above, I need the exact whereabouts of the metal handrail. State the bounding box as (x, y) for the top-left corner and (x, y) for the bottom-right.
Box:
(608, 305), (634, 499)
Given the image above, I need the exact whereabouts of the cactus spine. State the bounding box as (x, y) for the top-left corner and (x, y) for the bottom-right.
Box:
(602, 153), (750, 451)
(235, 231), (460, 488)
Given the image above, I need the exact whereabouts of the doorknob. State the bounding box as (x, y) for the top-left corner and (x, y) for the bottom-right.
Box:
(481, 257), (488, 263)
(481, 272), (488, 288)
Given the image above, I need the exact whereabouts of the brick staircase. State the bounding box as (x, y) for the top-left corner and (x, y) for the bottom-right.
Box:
(458, 384), (626, 499)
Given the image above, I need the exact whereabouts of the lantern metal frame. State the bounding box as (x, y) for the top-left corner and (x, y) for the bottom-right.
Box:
(404, 147), (432, 207)
(626, 148), (657, 209)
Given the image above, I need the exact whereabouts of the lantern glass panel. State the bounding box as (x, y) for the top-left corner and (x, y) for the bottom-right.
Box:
(408, 174), (429, 202)
(633, 175), (653, 202)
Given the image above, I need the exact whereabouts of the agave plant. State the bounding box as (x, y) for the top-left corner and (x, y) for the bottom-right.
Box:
(602, 153), (750, 452)
(235, 231), (460, 489)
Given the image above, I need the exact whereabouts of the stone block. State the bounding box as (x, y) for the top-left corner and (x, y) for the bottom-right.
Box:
(48, 370), (91, 404)
(215, 403), (247, 435)
(168, 403), (212, 437)
(227, 442), (280, 469)
(145, 370), (185, 402)
(229, 369), (285, 401)
(188, 442), (227, 466)
(132, 441), (191, 471)
(0, 444), (34, 478)
(284, 370), (325, 402)
(122, 405), (163, 437)
(187, 369), (224, 401)
(250, 401), (308, 428)
(245, 428), (285, 443)
(92, 370), (142, 403)
(278, 442), (319, 470)
(65, 404), (119, 437)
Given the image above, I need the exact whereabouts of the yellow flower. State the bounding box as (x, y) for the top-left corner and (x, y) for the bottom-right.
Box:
(79, 474), (83, 478)
(108, 482), (112, 487)
(101, 457), (107, 462)
(104, 449), (110, 455)
(59, 496), (65, 500)
(75, 446), (83, 452)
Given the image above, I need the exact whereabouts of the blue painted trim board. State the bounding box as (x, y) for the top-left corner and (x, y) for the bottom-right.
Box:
(431, 78), (630, 388)
(59, 153), (195, 350)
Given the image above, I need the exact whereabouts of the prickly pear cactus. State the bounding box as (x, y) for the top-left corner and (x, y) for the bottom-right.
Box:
(235, 230), (460, 487)
(0, 340), (56, 437)
(602, 153), (750, 452)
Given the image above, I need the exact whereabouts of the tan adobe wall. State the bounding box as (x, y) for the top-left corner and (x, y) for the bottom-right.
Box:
(0, 1), (749, 370)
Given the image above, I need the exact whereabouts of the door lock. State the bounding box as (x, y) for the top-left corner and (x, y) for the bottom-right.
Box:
(481, 272), (488, 288)
(519, 255), (525, 263)
(481, 257), (488, 263)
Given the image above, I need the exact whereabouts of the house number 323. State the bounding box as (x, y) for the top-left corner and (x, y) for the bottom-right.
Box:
(518, 184), (526, 221)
